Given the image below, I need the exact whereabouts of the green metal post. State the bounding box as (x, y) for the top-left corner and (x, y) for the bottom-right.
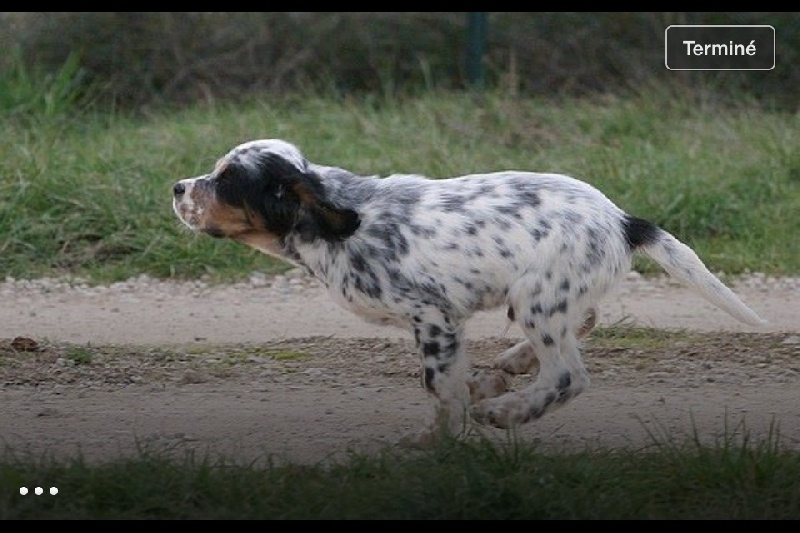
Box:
(466, 12), (488, 90)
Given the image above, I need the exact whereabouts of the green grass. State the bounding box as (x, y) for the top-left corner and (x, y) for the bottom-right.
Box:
(1, 85), (798, 283)
(2, 54), (799, 520)
(64, 346), (92, 365)
(1, 427), (799, 519)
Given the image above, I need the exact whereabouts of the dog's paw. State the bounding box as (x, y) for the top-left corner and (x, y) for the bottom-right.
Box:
(470, 394), (526, 429)
(467, 368), (511, 403)
(492, 343), (539, 375)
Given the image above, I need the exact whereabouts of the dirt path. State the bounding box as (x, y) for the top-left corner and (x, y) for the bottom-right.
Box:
(1, 272), (798, 464)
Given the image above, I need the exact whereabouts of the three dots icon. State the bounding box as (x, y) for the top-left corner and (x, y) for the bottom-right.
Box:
(19, 487), (58, 496)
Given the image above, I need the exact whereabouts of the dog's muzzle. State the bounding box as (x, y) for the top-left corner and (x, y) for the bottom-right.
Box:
(172, 179), (194, 227)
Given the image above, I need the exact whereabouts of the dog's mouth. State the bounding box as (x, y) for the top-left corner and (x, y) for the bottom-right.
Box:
(172, 200), (203, 232)
(202, 226), (227, 238)
(174, 199), (264, 242)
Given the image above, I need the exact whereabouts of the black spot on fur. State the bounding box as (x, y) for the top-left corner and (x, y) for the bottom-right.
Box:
(442, 332), (459, 352)
(555, 372), (573, 404)
(563, 210), (582, 224)
(531, 283), (542, 297)
(623, 215), (659, 252)
(507, 306), (515, 322)
(531, 228), (549, 241)
(585, 226), (604, 266)
(529, 392), (557, 420)
(353, 273), (382, 300)
(410, 224), (437, 238)
(557, 371), (571, 391)
(548, 299), (569, 316)
(541, 333), (554, 346)
(423, 341), (440, 356)
(366, 223), (409, 260)
(351, 252), (367, 272)
(518, 190), (541, 207)
(496, 218), (512, 230)
(423, 367), (436, 391)
(440, 193), (464, 212)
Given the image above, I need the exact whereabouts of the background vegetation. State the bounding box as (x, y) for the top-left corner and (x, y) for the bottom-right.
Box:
(1, 12), (797, 283)
(1, 89), (798, 283)
(1, 12), (798, 110)
(0, 13), (798, 519)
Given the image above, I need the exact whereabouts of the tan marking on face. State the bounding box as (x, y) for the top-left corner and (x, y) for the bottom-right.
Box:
(231, 232), (284, 256)
(290, 181), (319, 207)
(203, 201), (256, 236)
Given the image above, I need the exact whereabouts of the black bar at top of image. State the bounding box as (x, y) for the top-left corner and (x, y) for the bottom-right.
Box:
(665, 25), (775, 70)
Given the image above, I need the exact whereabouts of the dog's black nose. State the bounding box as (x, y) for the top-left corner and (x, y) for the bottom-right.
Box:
(173, 182), (185, 197)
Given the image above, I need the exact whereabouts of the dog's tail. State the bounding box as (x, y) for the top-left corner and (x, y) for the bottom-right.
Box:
(623, 215), (767, 326)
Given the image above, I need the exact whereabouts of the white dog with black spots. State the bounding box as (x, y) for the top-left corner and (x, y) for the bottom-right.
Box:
(172, 139), (766, 441)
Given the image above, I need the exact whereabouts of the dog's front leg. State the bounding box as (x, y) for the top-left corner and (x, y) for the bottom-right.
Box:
(399, 312), (470, 448)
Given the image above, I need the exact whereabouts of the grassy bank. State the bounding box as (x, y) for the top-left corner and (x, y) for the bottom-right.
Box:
(1, 90), (798, 283)
(2, 428), (798, 519)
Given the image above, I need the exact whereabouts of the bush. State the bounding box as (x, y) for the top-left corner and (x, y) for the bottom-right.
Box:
(1, 12), (797, 111)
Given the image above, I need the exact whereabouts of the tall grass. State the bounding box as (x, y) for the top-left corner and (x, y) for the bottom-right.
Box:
(2, 427), (799, 519)
(0, 50), (90, 122)
(1, 56), (798, 282)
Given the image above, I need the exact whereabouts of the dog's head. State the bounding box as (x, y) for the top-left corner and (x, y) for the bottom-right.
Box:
(172, 139), (360, 255)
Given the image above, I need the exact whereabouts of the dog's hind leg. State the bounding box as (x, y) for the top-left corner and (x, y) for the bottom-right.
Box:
(492, 307), (597, 375)
(472, 305), (592, 429)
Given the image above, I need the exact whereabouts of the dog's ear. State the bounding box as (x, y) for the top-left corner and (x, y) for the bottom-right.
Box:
(289, 174), (361, 242)
(253, 153), (360, 242)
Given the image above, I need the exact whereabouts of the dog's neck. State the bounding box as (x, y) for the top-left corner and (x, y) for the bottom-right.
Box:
(279, 233), (343, 284)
